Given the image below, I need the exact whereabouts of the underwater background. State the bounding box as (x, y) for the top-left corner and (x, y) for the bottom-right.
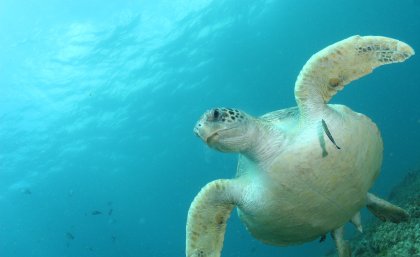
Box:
(0, 0), (418, 256)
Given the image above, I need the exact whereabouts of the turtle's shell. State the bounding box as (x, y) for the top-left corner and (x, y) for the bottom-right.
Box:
(235, 104), (382, 245)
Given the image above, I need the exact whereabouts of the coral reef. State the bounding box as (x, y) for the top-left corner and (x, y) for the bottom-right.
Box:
(325, 169), (420, 257)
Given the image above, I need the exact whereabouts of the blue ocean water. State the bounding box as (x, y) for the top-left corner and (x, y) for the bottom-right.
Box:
(0, 0), (418, 256)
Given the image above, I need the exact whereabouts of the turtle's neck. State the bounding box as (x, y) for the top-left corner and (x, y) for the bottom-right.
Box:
(241, 120), (286, 169)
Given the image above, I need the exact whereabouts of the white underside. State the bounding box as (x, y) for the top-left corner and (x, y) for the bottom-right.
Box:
(236, 104), (383, 245)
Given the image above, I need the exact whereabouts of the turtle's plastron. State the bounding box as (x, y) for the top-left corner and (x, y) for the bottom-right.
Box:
(187, 35), (414, 257)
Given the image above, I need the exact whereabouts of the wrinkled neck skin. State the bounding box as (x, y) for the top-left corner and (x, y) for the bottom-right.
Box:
(241, 119), (286, 170)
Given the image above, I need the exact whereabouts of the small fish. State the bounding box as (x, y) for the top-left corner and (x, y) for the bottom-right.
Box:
(85, 246), (94, 251)
(91, 210), (102, 215)
(321, 119), (341, 150)
(23, 188), (32, 195)
(66, 232), (75, 240)
(108, 209), (113, 216)
(319, 234), (326, 243)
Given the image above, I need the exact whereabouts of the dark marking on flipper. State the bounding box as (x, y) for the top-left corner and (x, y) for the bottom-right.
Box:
(321, 119), (341, 150)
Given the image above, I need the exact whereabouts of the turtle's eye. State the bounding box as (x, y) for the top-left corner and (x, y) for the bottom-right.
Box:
(208, 108), (228, 122)
(212, 109), (220, 120)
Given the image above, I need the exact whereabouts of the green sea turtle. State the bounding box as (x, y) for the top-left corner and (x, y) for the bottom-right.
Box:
(186, 35), (414, 257)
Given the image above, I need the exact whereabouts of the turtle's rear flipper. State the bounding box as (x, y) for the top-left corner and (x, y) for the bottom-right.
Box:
(331, 226), (351, 257)
(366, 193), (409, 223)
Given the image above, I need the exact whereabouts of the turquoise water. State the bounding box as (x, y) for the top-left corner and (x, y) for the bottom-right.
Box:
(0, 0), (419, 256)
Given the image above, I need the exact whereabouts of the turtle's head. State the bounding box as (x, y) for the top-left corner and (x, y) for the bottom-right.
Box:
(194, 108), (256, 152)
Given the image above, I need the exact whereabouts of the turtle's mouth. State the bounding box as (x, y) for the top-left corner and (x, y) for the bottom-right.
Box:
(204, 126), (239, 144)
(205, 131), (219, 144)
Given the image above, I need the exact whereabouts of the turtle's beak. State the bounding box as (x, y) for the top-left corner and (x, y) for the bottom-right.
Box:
(193, 121), (211, 143)
(193, 122), (202, 138)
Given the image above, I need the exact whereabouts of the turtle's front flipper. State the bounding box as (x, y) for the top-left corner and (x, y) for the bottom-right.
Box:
(294, 35), (414, 116)
(331, 226), (351, 257)
(366, 193), (409, 223)
(186, 179), (239, 257)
